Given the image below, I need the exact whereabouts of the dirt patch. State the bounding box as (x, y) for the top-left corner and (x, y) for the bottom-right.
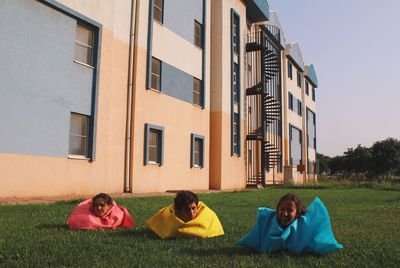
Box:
(0, 189), (243, 205)
(0, 193), (168, 205)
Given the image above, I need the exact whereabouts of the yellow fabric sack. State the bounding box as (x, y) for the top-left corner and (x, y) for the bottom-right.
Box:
(145, 201), (224, 239)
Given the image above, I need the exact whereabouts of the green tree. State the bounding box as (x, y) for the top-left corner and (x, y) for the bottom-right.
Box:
(343, 145), (371, 180)
(317, 153), (331, 175)
(370, 138), (400, 180)
(329, 155), (346, 177)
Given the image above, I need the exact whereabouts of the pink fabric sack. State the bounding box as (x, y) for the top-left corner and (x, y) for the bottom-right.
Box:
(67, 199), (135, 230)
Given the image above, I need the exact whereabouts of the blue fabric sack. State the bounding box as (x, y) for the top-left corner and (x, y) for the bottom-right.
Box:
(236, 197), (343, 254)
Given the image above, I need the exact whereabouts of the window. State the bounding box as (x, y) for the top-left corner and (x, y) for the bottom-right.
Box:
(307, 109), (316, 149)
(288, 61), (293, 79)
(153, 0), (163, 24)
(305, 81), (309, 95)
(231, 10), (240, 156)
(297, 70), (301, 87)
(232, 63), (240, 156)
(191, 134), (204, 168)
(232, 13), (240, 54)
(151, 57), (161, 91)
(289, 125), (302, 165)
(144, 124), (164, 165)
(233, 63), (239, 103)
(69, 113), (89, 157)
(233, 112), (240, 155)
(194, 21), (203, 48)
(288, 92), (293, 111)
(193, 78), (202, 106)
(312, 88), (316, 101)
(75, 24), (94, 66)
(297, 100), (302, 116)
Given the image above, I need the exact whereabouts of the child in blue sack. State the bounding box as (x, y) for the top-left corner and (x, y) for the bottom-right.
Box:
(237, 193), (343, 254)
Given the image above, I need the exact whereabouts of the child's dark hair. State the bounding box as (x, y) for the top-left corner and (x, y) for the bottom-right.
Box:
(92, 193), (113, 205)
(277, 193), (306, 217)
(174, 191), (199, 211)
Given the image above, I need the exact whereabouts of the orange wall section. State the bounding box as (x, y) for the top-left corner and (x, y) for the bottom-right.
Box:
(209, 111), (246, 190)
(130, 46), (211, 193)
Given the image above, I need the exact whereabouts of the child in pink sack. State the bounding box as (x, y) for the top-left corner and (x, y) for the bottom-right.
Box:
(67, 193), (135, 230)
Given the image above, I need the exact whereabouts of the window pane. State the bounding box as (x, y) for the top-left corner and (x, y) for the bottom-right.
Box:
(75, 24), (93, 66)
(74, 45), (93, 65)
(152, 58), (160, 73)
(193, 78), (201, 106)
(153, 0), (163, 23)
(305, 81), (309, 95)
(193, 138), (202, 166)
(233, 113), (239, 154)
(76, 24), (93, 46)
(290, 127), (302, 165)
(307, 110), (316, 149)
(194, 151), (200, 166)
(149, 130), (158, 146)
(233, 15), (239, 54)
(69, 113), (89, 156)
(233, 63), (239, 103)
(149, 146), (158, 162)
(149, 130), (159, 163)
(153, 8), (162, 23)
(151, 58), (161, 90)
(70, 114), (88, 136)
(69, 136), (87, 156)
(151, 74), (160, 90)
(154, 0), (162, 9)
(194, 140), (200, 166)
(288, 62), (292, 79)
(194, 21), (202, 47)
(193, 91), (200, 106)
(297, 71), (302, 87)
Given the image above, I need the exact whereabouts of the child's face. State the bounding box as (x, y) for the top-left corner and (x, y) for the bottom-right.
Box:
(177, 202), (198, 222)
(278, 200), (297, 227)
(92, 197), (111, 217)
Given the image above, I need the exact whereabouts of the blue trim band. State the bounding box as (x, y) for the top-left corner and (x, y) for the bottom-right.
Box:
(38, 0), (101, 161)
(146, 0), (155, 89)
(201, 0), (206, 108)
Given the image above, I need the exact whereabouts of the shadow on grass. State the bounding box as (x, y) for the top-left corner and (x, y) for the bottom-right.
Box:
(269, 184), (331, 190)
(384, 196), (400, 203)
(181, 247), (322, 258)
(108, 227), (160, 240)
(36, 223), (69, 230)
(180, 246), (260, 257)
(54, 199), (85, 205)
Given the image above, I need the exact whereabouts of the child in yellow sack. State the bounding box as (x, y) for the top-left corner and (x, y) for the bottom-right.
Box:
(146, 191), (224, 238)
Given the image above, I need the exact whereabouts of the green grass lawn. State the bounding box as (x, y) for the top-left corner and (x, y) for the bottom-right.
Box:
(0, 187), (399, 267)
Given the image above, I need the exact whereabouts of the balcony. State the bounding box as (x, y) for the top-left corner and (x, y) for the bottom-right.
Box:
(246, 0), (269, 23)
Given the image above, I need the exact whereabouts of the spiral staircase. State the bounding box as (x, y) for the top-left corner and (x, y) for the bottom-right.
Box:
(246, 26), (283, 187)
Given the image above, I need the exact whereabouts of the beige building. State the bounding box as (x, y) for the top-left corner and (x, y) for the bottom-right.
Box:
(0, 0), (318, 197)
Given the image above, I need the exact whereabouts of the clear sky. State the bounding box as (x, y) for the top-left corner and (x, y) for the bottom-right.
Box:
(267, 0), (400, 156)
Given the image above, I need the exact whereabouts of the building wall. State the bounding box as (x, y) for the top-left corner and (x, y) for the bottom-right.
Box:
(281, 51), (306, 184)
(130, 0), (211, 193)
(0, 0), (132, 197)
(209, 0), (247, 190)
(305, 77), (317, 180)
(0, 0), (318, 197)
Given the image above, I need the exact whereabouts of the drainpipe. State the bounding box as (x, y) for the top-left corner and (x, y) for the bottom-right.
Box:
(125, 0), (140, 192)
